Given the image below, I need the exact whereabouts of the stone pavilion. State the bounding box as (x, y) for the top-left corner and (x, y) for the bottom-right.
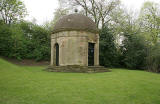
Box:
(51, 13), (99, 67)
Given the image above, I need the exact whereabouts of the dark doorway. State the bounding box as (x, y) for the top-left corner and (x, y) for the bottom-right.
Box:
(88, 43), (95, 66)
(55, 43), (59, 66)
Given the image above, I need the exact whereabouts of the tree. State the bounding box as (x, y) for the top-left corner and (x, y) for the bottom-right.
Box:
(45, 0), (70, 31)
(0, 23), (13, 56)
(50, 7), (69, 29)
(59, 0), (120, 28)
(121, 34), (148, 69)
(0, 0), (27, 24)
(139, 1), (160, 44)
(137, 2), (160, 72)
(18, 21), (51, 61)
(108, 7), (148, 69)
(146, 43), (160, 72)
(0, 21), (51, 61)
(99, 26), (120, 67)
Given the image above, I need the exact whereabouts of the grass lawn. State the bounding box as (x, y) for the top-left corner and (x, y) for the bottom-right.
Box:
(0, 58), (160, 104)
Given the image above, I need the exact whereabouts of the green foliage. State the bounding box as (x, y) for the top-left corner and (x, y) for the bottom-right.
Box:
(0, 21), (51, 61)
(0, 0), (27, 24)
(0, 0), (160, 73)
(99, 27), (120, 67)
(139, 1), (160, 44)
(20, 22), (50, 61)
(107, 1), (160, 72)
(27, 22), (51, 61)
(146, 43), (160, 72)
(0, 23), (13, 56)
(121, 34), (148, 69)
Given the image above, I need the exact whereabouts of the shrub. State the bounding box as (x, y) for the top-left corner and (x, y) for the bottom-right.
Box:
(99, 27), (121, 67)
(0, 24), (13, 57)
(121, 34), (148, 69)
(146, 43), (160, 72)
(0, 21), (51, 61)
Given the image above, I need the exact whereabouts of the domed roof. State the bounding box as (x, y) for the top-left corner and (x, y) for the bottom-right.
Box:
(53, 13), (98, 33)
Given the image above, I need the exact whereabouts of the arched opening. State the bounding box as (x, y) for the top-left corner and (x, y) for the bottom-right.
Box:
(88, 43), (95, 66)
(55, 43), (59, 66)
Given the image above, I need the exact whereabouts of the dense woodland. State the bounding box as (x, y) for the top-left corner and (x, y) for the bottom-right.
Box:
(0, 0), (160, 72)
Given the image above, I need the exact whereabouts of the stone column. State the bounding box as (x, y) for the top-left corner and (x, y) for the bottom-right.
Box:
(94, 34), (99, 66)
(51, 37), (56, 66)
(50, 38), (53, 66)
(86, 37), (88, 66)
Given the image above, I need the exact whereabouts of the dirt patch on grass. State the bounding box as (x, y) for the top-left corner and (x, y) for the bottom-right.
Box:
(1, 56), (49, 66)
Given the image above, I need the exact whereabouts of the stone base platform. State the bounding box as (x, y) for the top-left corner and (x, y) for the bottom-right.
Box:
(45, 65), (110, 73)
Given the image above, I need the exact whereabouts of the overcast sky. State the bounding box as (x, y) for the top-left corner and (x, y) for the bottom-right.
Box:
(22, 0), (160, 25)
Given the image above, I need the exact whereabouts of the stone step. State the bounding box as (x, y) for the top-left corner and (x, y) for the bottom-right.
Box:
(46, 65), (110, 73)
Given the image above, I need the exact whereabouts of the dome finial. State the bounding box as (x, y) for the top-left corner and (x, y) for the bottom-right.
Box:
(74, 9), (78, 13)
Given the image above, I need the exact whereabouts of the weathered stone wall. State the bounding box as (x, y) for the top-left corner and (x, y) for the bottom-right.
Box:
(51, 31), (99, 66)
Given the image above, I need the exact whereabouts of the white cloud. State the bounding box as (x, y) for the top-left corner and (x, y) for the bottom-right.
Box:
(22, 0), (160, 25)
(121, 0), (160, 11)
(23, 0), (58, 24)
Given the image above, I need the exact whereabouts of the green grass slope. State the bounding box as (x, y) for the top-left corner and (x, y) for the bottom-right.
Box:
(0, 58), (160, 104)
